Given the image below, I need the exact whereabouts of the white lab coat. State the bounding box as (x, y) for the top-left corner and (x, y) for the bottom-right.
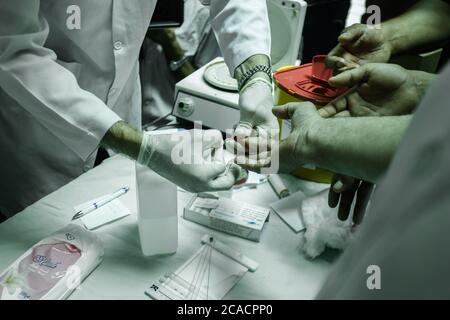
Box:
(0, 0), (270, 216)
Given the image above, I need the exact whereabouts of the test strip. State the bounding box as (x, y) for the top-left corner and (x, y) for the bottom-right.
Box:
(201, 234), (259, 272)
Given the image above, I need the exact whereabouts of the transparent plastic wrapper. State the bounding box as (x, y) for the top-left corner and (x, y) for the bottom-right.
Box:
(0, 224), (103, 300)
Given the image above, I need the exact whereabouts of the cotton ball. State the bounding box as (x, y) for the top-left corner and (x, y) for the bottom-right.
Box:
(300, 189), (353, 259)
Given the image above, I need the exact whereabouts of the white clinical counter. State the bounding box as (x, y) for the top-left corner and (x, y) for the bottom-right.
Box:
(0, 155), (338, 299)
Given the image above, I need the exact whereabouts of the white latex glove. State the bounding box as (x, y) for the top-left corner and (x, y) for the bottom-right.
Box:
(235, 78), (279, 139)
(137, 129), (242, 193)
(300, 189), (353, 259)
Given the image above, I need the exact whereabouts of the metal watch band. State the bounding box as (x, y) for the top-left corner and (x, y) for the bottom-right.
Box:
(237, 64), (272, 91)
(169, 55), (190, 72)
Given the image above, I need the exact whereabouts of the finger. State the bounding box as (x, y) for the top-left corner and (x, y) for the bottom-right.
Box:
(226, 139), (249, 167)
(211, 144), (225, 163)
(321, 96), (348, 118)
(353, 182), (375, 225)
(273, 103), (318, 130)
(240, 157), (272, 173)
(337, 180), (360, 221)
(338, 24), (365, 45)
(328, 65), (369, 88)
(341, 52), (363, 66)
(347, 93), (377, 117)
(273, 102), (315, 119)
(272, 104), (294, 120)
(318, 105), (338, 118)
(327, 56), (356, 71)
(243, 136), (273, 155)
(327, 43), (345, 59)
(209, 163), (242, 190)
(334, 110), (351, 117)
(328, 175), (341, 208)
(202, 129), (224, 150)
(329, 174), (357, 209)
(338, 64), (360, 73)
(255, 124), (275, 139)
(320, 97), (349, 118)
(325, 51), (347, 69)
(201, 130), (224, 162)
(333, 175), (356, 193)
(245, 151), (271, 162)
(225, 138), (245, 157)
(234, 122), (253, 138)
(207, 162), (227, 176)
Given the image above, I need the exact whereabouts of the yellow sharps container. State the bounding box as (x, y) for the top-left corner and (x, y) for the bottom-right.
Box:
(273, 55), (348, 184)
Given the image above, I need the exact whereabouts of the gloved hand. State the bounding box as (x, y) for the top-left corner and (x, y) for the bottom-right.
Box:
(235, 78), (279, 139)
(137, 129), (242, 193)
(326, 23), (392, 70)
(237, 102), (321, 174)
(319, 63), (424, 118)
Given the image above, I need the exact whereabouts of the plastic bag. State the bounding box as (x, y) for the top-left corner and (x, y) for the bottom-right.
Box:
(0, 224), (103, 300)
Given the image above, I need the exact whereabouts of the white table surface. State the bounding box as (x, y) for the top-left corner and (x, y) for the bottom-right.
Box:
(0, 155), (339, 299)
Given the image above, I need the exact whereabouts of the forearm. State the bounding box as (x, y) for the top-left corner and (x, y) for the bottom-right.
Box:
(209, 0), (271, 73)
(146, 29), (195, 81)
(305, 116), (412, 182)
(382, 0), (450, 56)
(100, 121), (143, 160)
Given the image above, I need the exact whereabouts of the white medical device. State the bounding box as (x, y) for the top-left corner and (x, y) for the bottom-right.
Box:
(172, 0), (307, 131)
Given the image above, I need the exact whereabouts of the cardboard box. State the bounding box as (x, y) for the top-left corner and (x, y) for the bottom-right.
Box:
(184, 194), (270, 242)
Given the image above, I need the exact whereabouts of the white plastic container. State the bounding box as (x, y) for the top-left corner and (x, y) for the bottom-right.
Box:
(135, 162), (178, 256)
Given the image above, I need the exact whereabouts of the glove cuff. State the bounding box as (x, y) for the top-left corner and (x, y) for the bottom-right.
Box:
(137, 132), (153, 166)
(240, 77), (273, 94)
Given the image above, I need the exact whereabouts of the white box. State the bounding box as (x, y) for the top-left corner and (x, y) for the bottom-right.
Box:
(184, 195), (270, 242)
(136, 162), (178, 256)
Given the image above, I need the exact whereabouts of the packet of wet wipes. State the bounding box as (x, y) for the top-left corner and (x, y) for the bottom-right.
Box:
(0, 224), (103, 300)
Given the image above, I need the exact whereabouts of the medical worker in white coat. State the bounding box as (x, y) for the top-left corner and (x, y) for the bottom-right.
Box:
(0, 0), (276, 217)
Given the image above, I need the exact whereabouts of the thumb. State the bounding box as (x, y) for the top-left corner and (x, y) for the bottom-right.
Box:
(208, 163), (242, 191)
(273, 103), (319, 130)
(328, 65), (369, 88)
(272, 104), (293, 120)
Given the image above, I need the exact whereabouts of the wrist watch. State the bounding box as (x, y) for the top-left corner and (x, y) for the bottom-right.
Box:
(169, 55), (191, 72)
(234, 54), (272, 91)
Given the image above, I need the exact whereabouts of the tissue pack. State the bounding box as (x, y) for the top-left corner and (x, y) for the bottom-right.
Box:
(0, 224), (103, 300)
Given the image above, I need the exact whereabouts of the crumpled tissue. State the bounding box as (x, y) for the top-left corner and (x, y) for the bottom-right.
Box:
(300, 189), (353, 259)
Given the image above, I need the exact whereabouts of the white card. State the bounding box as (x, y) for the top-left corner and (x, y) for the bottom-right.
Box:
(270, 190), (306, 233)
(245, 171), (265, 186)
(74, 195), (131, 230)
(146, 237), (251, 300)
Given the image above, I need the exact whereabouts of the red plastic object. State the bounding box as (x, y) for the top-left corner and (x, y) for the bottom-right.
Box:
(274, 55), (347, 105)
